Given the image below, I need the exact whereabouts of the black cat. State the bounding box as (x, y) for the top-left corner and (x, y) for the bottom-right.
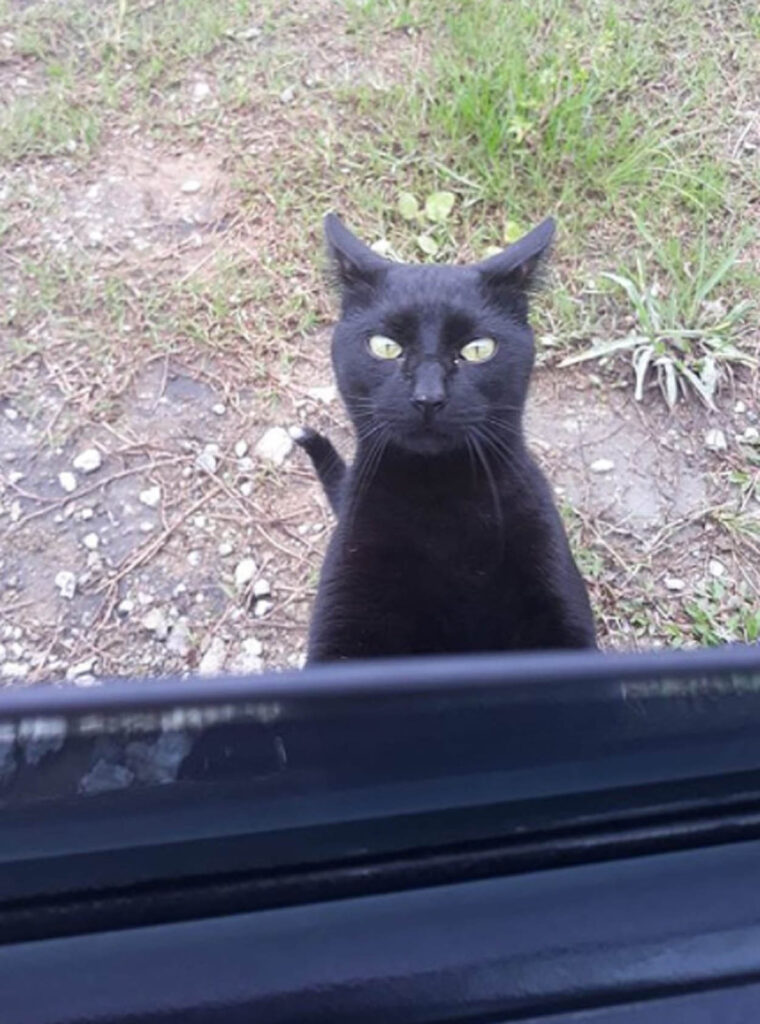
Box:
(293, 213), (596, 662)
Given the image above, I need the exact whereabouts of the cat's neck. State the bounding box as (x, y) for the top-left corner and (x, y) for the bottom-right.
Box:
(352, 434), (530, 502)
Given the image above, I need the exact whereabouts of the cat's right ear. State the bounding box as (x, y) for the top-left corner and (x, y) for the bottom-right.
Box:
(324, 213), (388, 306)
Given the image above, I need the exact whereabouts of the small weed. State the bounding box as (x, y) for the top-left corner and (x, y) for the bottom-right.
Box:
(560, 227), (756, 408)
(679, 579), (760, 646)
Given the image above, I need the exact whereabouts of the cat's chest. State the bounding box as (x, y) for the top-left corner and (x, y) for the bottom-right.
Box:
(349, 497), (507, 582)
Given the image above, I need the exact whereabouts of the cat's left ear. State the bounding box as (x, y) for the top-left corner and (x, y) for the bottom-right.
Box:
(477, 217), (555, 298)
(324, 213), (389, 305)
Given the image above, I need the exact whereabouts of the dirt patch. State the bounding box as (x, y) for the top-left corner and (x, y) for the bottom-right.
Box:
(25, 146), (232, 256)
(3, 339), (759, 684)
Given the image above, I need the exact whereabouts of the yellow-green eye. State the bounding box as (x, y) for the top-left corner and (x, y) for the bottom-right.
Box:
(460, 338), (497, 363)
(368, 335), (403, 360)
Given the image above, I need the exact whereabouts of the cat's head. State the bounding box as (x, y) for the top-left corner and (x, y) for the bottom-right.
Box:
(325, 213), (554, 456)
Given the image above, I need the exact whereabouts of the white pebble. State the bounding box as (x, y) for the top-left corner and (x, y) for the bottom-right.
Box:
(54, 570), (76, 599)
(137, 591), (154, 606)
(117, 599), (134, 615)
(71, 674), (99, 687)
(191, 80), (211, 102)
(8, 469), (23, 484)
(253, 578), (270, 598)
(187, 550), (201, 567)
(212, 403), (226, 416)
(1, 661), (29, 679)
(279, 85), (295, 104)
(234, 440), (248, 458)
(141, 607), (169, 640)
(140, 521), (155, 533)
(195, 448), (217, 473)
(66, 657), (97, 681)
(180, 179), (202, 194)
(590, 458), (615, 474)
(9, 501), (21, 522)
(218, 541), (234, 557)
(255, 426), (293, 467)
(80, 507), (94, 521)
(83, 532), (99, 550)
(704, 428), (727, 451)
(254, 599), (273, 618)
(4, 408), (19, 421)
(306, 385), (337, 404)
(664, 577), (685, 592)
(139, 485), (161, 508)
(59, 471), (77, 493)
(708, 559), (725, 578)
(742, 427), (759, 444)
(73, 448), (102, 473)
(230, 637), (264, 675)
(198, 637), (226, 676)
(240, 481), (253, 497)
(167, 617), (192, 657)
(238, 456), (254, 472)
(235, 557), (257, 589)
(193, 514), (207, 528)
(735, 401), (747, 414)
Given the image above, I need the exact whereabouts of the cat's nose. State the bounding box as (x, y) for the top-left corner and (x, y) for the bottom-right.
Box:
(411, 395), (446, 415)
(411, 363), (447, 416)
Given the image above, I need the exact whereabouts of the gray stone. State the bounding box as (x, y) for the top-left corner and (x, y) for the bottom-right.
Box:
(255, 426), (293, 467)
(704, 428), (727, 451)
(142, 607), (169, 641)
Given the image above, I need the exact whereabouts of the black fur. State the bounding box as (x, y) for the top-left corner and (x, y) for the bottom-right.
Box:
(296, 214), (596, 662)
(291, 427), (346, 513)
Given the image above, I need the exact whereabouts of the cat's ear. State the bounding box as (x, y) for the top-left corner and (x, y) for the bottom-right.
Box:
(324, 213), (388, 304)
(477, 218), (555, 300)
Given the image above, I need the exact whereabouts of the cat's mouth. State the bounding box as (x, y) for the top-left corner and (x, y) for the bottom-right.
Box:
(389, 420), (462, 455)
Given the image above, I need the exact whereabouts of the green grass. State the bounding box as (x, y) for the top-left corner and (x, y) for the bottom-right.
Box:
(0, 0), (259, 161)
(351, 0), (756, 222)
(561, 225), (756, 407)
(677, 578), (760, 646)
(338, 0), (760, 408)
(345, 0), (758, 307)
